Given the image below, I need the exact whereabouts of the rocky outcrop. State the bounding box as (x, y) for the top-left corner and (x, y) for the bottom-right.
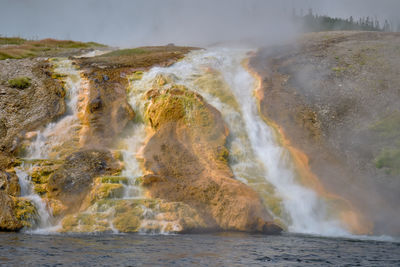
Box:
(0, 58), (65, 231)
(140, 84), (282, 234)
(0, 59), (66, 155)
(47, 149), (121, 214)
(0, 171), (20, 196)
(0, 191), (22, 231)
(75, 46), (197, 147)
(77, 70), (135, 147)
(0, 170), (38, 231)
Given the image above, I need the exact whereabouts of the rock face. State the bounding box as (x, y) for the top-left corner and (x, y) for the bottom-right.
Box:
(0, 170), (38, 231)
(0, 58), (65, 231)
(0, 59), (65, 155)
(47, 149), (121, 213)
(250, 31), (400, 235)
(141, 85), (282, 234)
(78, 69), (135, 147)
(0, 171), (20, 196)
(0, 44), (283, 234)
(0, 191), (22, 231)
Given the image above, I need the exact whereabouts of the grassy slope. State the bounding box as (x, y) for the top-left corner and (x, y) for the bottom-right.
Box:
(0, 37), (105, 60)
(78, 45), (198, 69)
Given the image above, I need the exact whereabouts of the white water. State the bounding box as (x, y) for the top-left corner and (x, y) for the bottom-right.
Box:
(27, 58), (83, 159)
(137, 48), (351, 236)
(117, 71), (184, 234)
(119, 75), (148, 199)
(12, 48), (375, 238)
(15, 166), (54, 232)
(15, 58), (84, 233)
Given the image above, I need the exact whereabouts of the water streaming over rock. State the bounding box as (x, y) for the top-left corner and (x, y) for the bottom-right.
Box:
(14, 57), (85, 232)
(27, 58), (83, 159)
(137, 48), (351, 236)
(15, 165), (56, 233)
(15, 49), (363, 236)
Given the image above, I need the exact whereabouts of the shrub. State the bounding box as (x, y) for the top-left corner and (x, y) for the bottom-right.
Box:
(8, 76), (31, 89)
(375, 148), (400, 175)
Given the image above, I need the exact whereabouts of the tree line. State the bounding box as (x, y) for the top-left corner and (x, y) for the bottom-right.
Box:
(293, 8), (400, 33)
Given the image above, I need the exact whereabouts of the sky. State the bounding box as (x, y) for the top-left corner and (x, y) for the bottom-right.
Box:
(0, 0), (399, 47)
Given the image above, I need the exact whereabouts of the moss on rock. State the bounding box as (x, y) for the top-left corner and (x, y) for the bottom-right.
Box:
(60, 198), (207, 233)
(100, 176), (128, 184)
(8, 77), (31, 89)
(13, 198), (38, 228)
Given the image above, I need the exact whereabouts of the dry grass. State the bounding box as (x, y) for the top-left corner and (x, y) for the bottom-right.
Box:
(78, 46), (199, 69)
(0, 37), (105, 60)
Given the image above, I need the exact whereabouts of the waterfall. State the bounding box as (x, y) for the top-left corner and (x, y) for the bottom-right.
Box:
(141, 48), (351, 236)
(16, 48), (357, 236)
(15, 57), (84, 232)
(15, 166), (54, 232)
(27, 58), (83, 159)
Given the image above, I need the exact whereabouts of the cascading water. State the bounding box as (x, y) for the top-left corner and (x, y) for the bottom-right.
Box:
(27, 58), (83, 159)
(138, 48), (351, 236)
(15, 165), (54, 232)
(15, 57), (84, 232)
(14, 48), (359, 237)
(117, 71), (184, 233)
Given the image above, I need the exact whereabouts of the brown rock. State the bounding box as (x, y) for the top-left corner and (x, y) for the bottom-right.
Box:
(0, 171), (20, 196)
(47, 149), (120, 213)
(78, 69), (135, 147)
(0, 59), (66, 154)
(0, 191), (22, 231)
(141, 86), (281, 234)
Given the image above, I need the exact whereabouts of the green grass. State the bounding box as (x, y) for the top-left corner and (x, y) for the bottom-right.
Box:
(0, 37), (106, 60)
(375, 148), (400, 175)
(0, 37), (26, 45)
(370, 111), (400, 140)
(101, 48), (148, 57)
(8, 77), (31, 89)
(371, 111), (400, 175)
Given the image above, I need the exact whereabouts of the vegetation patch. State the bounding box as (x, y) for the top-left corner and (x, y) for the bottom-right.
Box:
(0, 37), (105, 60)
(14, 198), (38, 227)
(370, 111), (400, 175)
(101, 48), (148, 57)
(8, 77), (31, 89)
(100, 176), (128, 184)
(77, 45), (197, 69)
(0, 37), (26, 45)
(375, 148), (400, 175)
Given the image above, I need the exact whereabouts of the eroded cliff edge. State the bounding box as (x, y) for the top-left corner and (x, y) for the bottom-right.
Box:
(249, 31), (400, 235)
(0, 41), (281, 234)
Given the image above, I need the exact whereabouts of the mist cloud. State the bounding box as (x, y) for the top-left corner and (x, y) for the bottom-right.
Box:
(0, 0), (399, 47)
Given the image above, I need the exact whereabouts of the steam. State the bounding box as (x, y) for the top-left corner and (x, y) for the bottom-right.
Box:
(1, 0), (399, 47)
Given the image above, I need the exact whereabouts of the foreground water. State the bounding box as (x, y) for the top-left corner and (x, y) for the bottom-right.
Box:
(0, 233), (399, 266)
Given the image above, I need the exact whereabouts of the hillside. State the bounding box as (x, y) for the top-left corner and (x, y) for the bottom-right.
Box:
(250, 31), (400, 235)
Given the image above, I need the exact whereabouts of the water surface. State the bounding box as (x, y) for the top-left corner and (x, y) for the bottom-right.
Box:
(0, 233), (399, 266)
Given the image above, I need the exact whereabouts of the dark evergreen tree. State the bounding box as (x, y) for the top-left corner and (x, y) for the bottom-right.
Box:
(291, 8), (383, 33)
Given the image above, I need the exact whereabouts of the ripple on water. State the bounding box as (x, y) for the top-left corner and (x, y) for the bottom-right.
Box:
(0, 233), (399, 266)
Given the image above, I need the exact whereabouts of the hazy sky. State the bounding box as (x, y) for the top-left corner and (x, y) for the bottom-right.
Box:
(1, 0), (399, 47)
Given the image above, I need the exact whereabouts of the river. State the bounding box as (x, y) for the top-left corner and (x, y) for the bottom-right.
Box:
(0, 232), (399, 266)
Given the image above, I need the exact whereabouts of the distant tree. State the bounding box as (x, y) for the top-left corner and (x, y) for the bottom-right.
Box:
(383, 20), (391, 32)
(291, 8), (382, 33)
(375, 19), (380, 30)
